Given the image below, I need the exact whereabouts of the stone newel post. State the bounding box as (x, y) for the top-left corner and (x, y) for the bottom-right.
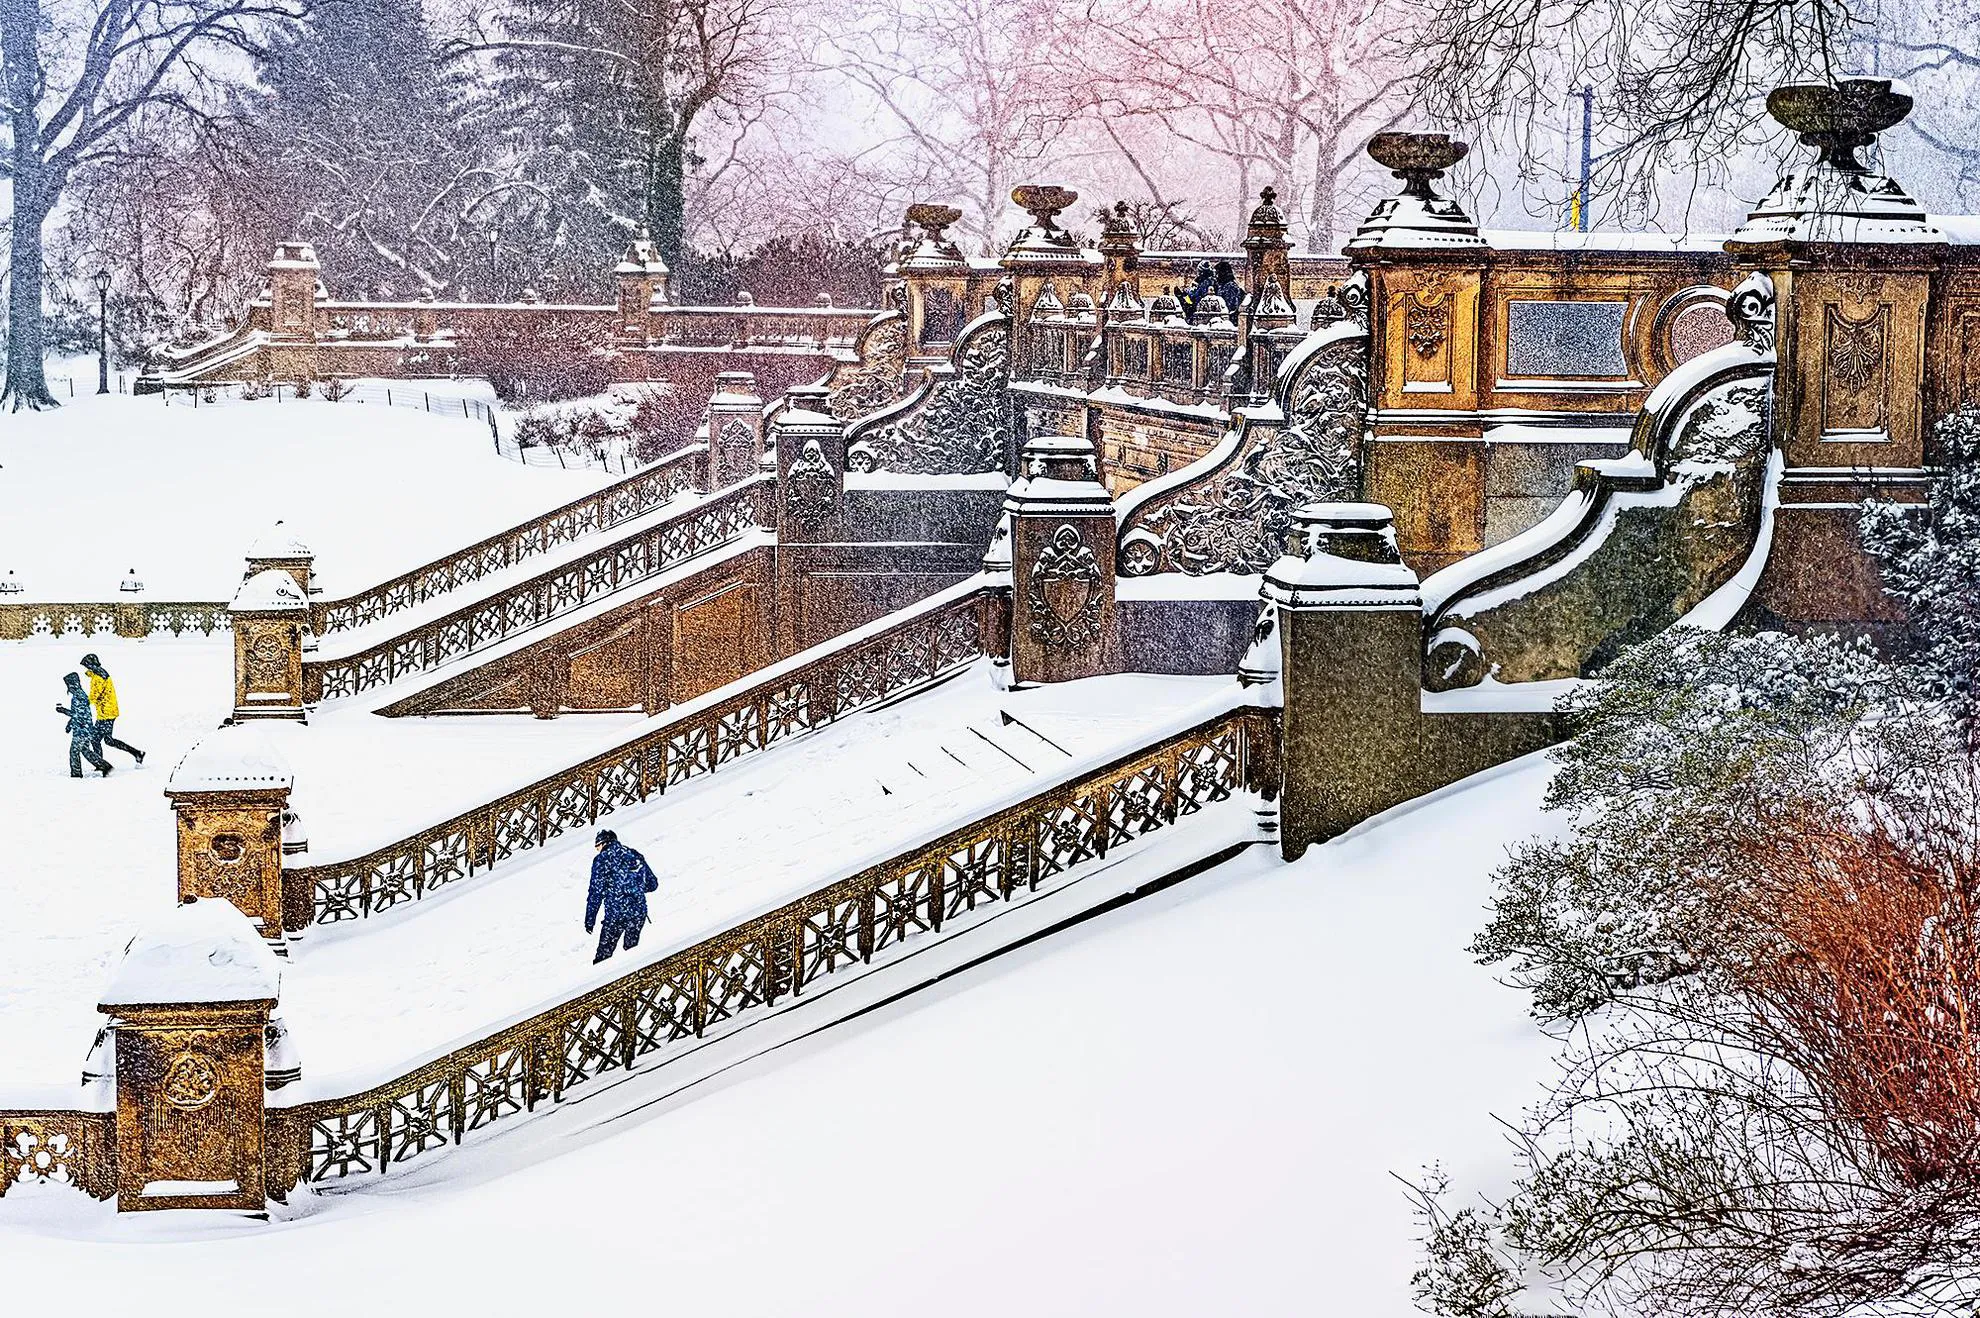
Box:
(230, 569), (310, 721)
(614, 227), (672, 339)
(98, 899), (282, 1212)
(166, 724), (297, 952)
(707, 370), (765, 489)
(1006, 434), (1118, 685)
(1266, 502), (1426, 860)
(773, 387), (848, 543)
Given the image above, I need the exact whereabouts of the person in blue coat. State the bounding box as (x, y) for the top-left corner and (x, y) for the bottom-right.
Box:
(1213, 261), (1246, 319)
(585, 828), (657, 963)
(57, 673), (112, 778)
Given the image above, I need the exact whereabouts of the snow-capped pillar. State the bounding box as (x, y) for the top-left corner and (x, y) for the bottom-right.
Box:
(1236, 600), (1284, 847)
(772, 387), (848, 545)
(1346, 133), (1490, 576)
(229, 569), (310, 722)
(166, 724), (298, 954)
(1727, 77), (1943, 629)
(900, 203), (970, 362)
(1266, 502), (1425, 862)
(1003, 185), (1097, 385)
(263, 240), (325, 384)
(1006, 434), (1118, 686)
(614, 227), (672, 342)
(707, 371), (765, 490)
(97, 898), (283, 1212)
(244, 521), (314, 599)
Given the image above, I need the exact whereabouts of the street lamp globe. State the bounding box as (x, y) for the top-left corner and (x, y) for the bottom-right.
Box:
(93, 267), (111, 296)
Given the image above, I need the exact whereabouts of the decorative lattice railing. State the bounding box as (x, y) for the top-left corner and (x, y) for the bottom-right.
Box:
(0, 601), (231, 640)
(273, 702), (1272, 1190)
(0, 446), (708, 644)
(305, 477), (762, 701)
(0, 1110), (116, 1201)
(286, 585), (999, 929)
(312, 442), (707, 636)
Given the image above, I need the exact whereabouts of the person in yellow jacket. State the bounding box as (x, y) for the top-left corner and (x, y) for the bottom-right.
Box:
(80, 653), (145, 766)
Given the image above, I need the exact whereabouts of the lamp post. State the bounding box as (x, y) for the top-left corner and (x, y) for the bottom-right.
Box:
(486, 227), (500, 302)
(93, 268), (111, 394)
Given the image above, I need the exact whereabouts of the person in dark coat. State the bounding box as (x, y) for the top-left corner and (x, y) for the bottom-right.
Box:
(1181, 262), (1215, 322)
(80, 653), (145, 766)
(1213, 261), (1246, 319)
(586, 828), (658, 963)
(57, 673), (112, 778)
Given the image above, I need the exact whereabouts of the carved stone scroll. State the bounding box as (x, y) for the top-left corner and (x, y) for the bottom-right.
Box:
(844, 313), (1012, 475)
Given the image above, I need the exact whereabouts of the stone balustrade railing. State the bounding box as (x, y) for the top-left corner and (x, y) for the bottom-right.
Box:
(270, 700), (1271, 1193)
(306, 476), (765, 701)
(0, 600), (231, 641)
(313, 441), (709, 637)
(286, 582), (1002, 929)
(0, 1108), (116, 1200)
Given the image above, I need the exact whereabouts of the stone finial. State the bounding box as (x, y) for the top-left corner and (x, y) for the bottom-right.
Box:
(1347, 133), (1485, 252)
(1731, 76), (1939, 247)
(1012, 184), (1079, 235)
(1006, 185), (1086, 263)
(906, 202), (964, 245)
(1100, 200), (1141, 248)
(1248, 185), (1288, 232)
(1766, 77), (1912, 174)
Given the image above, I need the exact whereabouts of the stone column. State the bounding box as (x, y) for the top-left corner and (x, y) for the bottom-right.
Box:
(1346, 133), (1491, 575)
(773, 388), (848, 544)
(1003, 185), (1099, 381)
(1241, 186), (1293, 314)
(98, 899), (281, 1212)
(614, 227), (672, 341)
(114, 570), (148, 639)
(1726, 77), (1942, 630)
(900, 204), (970, 363)
(262, 240), (324, 383)
(1007, 434), (1117, 685)
(167, 724), (296, 952)
(707, 371), (765, 489)
(1266, 503), (1426, 861)
(230, 569), (310, 722)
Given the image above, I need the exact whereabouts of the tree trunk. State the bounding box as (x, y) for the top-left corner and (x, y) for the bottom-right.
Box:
(647, 128), (688, 266)
(2, 0), (57, 410)
(4, 192), (58, 410)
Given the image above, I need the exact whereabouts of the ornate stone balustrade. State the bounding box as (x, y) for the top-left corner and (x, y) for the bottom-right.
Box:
(844, 311), (1013, 475)
(273, 701), (1272, 1191)
(306, 478), (764, 701)
(312, 442), (708, 637)
(0, 601), (230, 640)
(0, 1110), (116, 1200)
(286, 584), (1000, 928)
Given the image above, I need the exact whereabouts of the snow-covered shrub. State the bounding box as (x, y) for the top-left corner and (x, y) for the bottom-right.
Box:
(1863, 407), (1980, 733)
(512, 386), (659, 467)
(457, 311), (618, 404)
(320, 377), (351, 402)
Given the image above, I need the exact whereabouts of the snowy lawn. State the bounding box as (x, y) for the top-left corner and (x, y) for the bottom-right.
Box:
(0, 392), (611, 600)
(0, 751), (1563, 1317)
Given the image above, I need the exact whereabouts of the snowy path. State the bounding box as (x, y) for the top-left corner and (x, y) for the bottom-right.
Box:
(0, 394), (610, 600)
(282, 667), (1223, 1088)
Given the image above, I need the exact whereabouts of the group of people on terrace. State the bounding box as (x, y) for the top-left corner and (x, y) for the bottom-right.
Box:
(1174, 260), (1246, 323)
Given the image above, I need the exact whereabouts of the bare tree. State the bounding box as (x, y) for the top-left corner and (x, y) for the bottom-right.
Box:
(814, 0), (1081, 254)
(2, 0), (308, 408)
(1403, 0), (1865, 227)
(1060, 0), (1417, 249)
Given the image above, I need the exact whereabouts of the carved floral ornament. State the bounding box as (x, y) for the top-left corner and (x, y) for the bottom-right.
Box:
(1027, 523), (1106, 649)
(163, 1051), (220, 1111)
(785, 439), (838, 530)
(1827, 304), (1886, 393)
(1406, 289), (1450, 357)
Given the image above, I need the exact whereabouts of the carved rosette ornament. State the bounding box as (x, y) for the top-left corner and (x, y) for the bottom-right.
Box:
(1026, 524), (1106, 649)
(162, 1051), (220, 1110)
(785, 439), (838, 530)
(1125, 332), (1370, 576)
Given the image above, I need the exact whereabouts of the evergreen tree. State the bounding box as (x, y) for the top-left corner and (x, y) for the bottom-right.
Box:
(238, 0), (499, 298)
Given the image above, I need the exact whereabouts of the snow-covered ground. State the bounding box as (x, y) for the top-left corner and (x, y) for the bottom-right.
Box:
(0, 392), (611, 600)
(0, 751), (1563, 1317)
(0, 626), (1227, 1088)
